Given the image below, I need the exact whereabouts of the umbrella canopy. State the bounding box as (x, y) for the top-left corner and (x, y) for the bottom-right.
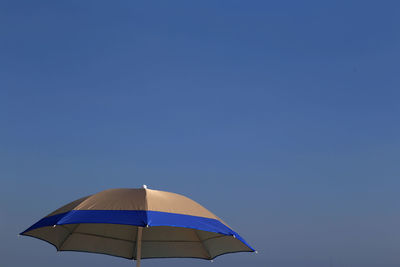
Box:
(21, 187), (255, 265)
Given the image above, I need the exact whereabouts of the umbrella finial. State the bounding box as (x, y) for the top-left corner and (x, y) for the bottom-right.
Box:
(142, 185), (147, 189)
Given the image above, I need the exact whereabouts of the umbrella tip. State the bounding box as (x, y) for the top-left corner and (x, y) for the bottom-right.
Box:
(142, 185), (147, 189)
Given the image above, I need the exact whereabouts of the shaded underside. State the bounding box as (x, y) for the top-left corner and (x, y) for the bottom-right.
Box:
(22, 224), (253, 260)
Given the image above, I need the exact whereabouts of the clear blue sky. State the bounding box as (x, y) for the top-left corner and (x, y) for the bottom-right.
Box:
(1, 1), (399, 266)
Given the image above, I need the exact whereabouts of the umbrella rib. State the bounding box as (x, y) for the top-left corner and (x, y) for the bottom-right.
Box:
(58, 229), (216, 244)
(202, 234), (226, 242)
(141, 240), (207, 243)
(58, 224), (80, 250)
(194, 230), (211, 260)
(72, 231), (135, 244)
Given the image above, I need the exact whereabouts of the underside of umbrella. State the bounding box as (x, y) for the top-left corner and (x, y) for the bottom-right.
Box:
(21, 188), (254, 264)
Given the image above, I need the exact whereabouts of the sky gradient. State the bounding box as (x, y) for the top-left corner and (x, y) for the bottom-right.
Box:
(1, 1), (400, 266)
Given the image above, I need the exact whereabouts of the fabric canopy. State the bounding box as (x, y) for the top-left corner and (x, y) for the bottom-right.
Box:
(21, 188), (254, 262)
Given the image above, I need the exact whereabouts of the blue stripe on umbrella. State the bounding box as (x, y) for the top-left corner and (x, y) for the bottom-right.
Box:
(20, 210), (254, 251)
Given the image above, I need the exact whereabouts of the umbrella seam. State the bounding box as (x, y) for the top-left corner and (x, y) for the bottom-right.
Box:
(144, 189), (149, 225)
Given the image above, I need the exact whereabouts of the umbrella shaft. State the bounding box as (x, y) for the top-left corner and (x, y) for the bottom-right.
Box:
(136, 227), (143, 267)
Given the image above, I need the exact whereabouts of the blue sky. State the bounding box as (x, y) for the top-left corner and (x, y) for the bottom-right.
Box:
(1, 1), (400, 266)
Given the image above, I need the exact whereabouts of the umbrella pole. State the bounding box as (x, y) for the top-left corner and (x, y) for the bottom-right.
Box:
(136, 226), (143, 267)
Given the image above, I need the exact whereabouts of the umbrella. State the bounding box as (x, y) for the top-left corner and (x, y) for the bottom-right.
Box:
(20, 186), (255, 266)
